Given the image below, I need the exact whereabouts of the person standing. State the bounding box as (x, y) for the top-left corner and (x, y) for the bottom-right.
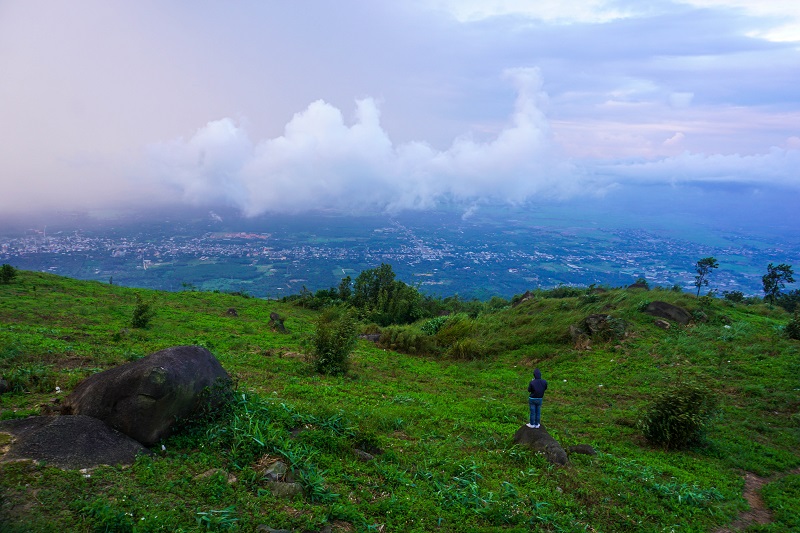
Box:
(527, 368), (548, 428)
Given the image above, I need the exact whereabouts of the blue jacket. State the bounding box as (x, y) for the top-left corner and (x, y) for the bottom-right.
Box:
(528, 368), (548, 398)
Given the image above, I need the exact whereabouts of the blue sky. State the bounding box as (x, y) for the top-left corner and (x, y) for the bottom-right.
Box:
(1, 1), (798, 217)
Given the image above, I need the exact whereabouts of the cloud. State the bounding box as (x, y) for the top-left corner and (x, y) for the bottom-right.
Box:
(1, 2), (799, 217)
(151, 68), (585, 216)
(596, 147), (800, 189)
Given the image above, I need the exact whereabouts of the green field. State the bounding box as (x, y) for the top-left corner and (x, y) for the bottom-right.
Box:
(1, 270), (799, 532)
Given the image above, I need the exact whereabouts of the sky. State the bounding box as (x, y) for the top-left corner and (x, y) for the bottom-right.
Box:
(1, 0), (799, 219)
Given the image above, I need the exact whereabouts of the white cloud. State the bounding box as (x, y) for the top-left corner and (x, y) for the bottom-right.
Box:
(151, 68), (586, 215)
(663, 132), (686, 147)
(598, 147), (800, 188)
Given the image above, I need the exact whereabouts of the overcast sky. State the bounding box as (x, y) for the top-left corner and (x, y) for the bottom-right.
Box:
(1, 0), (799, 217)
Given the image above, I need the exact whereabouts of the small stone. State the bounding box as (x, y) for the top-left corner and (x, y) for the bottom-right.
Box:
(263, 460), (293, 482)
(266, 481), (303, 499)
(354, 449), (374, 462)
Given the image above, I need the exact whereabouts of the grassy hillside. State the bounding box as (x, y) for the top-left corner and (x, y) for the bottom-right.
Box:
(1, 270), (799, 532)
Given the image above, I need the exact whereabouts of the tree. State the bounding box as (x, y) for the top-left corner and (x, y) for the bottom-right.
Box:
(694, 257), (719, 297)
(337, 275), (352, 302)
(0, 264), (17, 284)
(762, 263), (795, 304)
(352, 264), (423, 325)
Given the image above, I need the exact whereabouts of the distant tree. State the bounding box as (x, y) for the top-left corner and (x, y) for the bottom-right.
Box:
(786, 310), (800, 340)
(694, 257), (719, 297)
(0, 264), (17, 284)
(722, 290), (745, 304)
(762, 263), (795, 304)
(337, 276), (352, 302)
(776, 289), (800, 313)
(352, 264), (423, 325)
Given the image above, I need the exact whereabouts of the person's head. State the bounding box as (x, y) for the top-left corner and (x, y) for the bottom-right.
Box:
(534, 368), (541, 379)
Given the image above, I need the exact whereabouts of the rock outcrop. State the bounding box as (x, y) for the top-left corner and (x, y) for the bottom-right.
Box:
(512, 425), (569, 465)
(0, 415), (149, 469)
(642, 301), (692, 325)
(61, 345), (231, 446)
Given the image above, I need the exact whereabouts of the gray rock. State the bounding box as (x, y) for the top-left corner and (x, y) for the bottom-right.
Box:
(61, 345), (231, 446)
(512, 424), (569, 466)
(353, 449), (374, 462)
(266, 481), (303, 499)
(269, 312), (287, 334)
(568, 444), (597, 456)
(263, 460), (294, 482)
(654, 319), (671, 330)
(0, 415), (150, 469)
(642, 301), (692, 325)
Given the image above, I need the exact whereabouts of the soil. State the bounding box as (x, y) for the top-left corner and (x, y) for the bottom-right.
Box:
(714, 467), (800, 532)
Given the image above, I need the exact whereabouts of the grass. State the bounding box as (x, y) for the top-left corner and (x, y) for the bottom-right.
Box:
(1, 270), (799, 532)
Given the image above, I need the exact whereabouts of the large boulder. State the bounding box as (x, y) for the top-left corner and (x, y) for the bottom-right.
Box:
(0, 415), (149, 469)
(512, 425), (569, 465)
(642, 301), (692, 325)
(61, 345), (231, 446)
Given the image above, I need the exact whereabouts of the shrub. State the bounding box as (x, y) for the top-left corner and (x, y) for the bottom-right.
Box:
(379, 325), (436, 355)
(131, 295), (156, 328)
(786, 311), (800, 341)
(434, 313), (474, 345)
(311, 306), (358, 375)
(637, 382), (719, 450)
(0, 264), (17, 284)
(420, 316), (448, 336)
(722, 290), (744, 303)
(777, 289), (800, 313)
(448, 338), (485, 360)
(545, 285), (582, 299)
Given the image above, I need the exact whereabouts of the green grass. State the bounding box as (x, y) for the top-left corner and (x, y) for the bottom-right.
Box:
(1, 270), (799, 532)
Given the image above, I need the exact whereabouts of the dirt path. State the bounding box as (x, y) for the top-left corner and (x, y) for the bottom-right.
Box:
(714, 467), (800, 533)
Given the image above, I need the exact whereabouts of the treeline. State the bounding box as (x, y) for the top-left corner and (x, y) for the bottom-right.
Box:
(281, 263), (509, 325)
(284, 261), (800, 326)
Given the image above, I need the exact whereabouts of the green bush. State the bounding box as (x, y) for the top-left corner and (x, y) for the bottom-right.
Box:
(637, 382), (719, 450)
(379, 325), (436, 355)
(786, 311), (800, 340)
(722, 290), (745, 303)
(448, 338), (485, 360)
(435, 313), (474, 345)
(545, 285), (582, 298)
(310, 306), (358, 375)
(0, 264), (17, 284)
(131, 295), (156, 329)
(420, 315), (448, 336)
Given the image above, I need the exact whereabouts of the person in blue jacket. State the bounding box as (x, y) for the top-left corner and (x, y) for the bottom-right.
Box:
(527, 368), (548, 428)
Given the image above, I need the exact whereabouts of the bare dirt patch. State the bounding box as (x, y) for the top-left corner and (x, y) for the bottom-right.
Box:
(715, 467), (800, 532)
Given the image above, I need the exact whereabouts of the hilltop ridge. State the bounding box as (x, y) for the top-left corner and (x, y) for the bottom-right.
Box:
(1, 270), (799, 532)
